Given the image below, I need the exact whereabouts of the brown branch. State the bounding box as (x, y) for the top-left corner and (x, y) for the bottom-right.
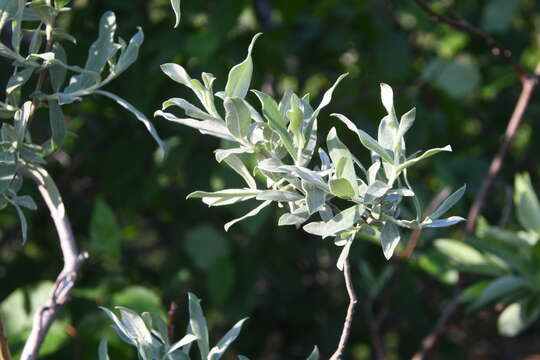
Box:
(20, 166), (87, 360)
(413, 0), (528, 81)
(413, 0), (540, 234)
(329, 259), (358, 360)
(0, 315), (11, 360)
(466, 71), (539, 234)
(167, 301), (178, 343)
(410, 294), (461, 360)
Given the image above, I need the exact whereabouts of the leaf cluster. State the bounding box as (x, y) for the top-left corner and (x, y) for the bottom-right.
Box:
(157, 34), (466, 267)
(100, 292), (307, 360)
(0, 0), (166, 242)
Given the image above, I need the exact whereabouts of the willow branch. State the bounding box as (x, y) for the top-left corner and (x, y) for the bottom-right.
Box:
(0, 315), (11, 360)
(413, 0), (540, 234)
(167, 301), (178, 343)
(466, 72), (539, 234)
(20, 166), (87, 360)
(413, 0), (528, 81)
(410, 294), (461, 360)
(329, 259), (358, 360)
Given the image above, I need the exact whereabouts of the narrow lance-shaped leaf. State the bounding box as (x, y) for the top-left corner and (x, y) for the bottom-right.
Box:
(48, 100), (66, 147)
(378, 114), (397, 151)
(220, 154), (257, 189)
(14, 195), (37, 210)
(224, 97), (251, 139)
(168, 334), (197, 355)
(116, 306), (153, 345)
(303, 181), (326, 214)
(187, 189), (262, 200)
(188, 293), (210, 359)
(208, 318), (248, 360)
(99, 307), (135, 345)
(11, 201), (28, 244)
(6, 67), (34, 95)
(380, 83), (397, 121)
(113, 26), (144, 76)
(29, 22), (43, 54)
(278, 207), (310, 227)
(397, 145), (452, 172)
(329, 178), (356, 199)
(300, 74), (348, 162)
(65, 11), (118, 92)
(381, 220), (400, 260)
(253, 90), (296, 160)
(256, 190), (303, 202)
(514, 173), (540, 234)
(224, 200), (272, 231)
(430, 184), (466, 220)
(323, 204), (364, 239)
(14, 101), (31, 145)
(279, 165), (329, 192)
(306, 346), (320, 360)
(288, 93), (304, 148)
(0, 0), (19, 30)
(162, 97), (218, 121)
(50, 42), (67, 92)
(327, 127), (357, 198)
(10, 0), (24, 53)
(395, 107), (416, 153)
(98, 339), (110, 360)
(96, 90), (168, 156)
(225, 33), (262, 99)
(156, 110), (233, 141)
(422, 216), (465, 228)
(160, 63), (191, 87)
(171, 0), (181, 28)
(336, 235), (354, 271)
(331, 113), (394, 164)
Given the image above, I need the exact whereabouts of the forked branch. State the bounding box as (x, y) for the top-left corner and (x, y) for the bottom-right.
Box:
(20, 166), (87, 360)
(466, 74), (539, 233)
(413, 0), (540, 235)
(329, 259), (358, 360)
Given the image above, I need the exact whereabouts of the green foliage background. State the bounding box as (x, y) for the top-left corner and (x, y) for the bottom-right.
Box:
(2, 0), (540, 358)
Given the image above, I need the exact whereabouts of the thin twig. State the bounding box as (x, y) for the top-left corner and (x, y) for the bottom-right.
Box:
(410, 294), (461, 360)
(167, 301), (178, 343)
(363, 297), (386, 360)
(466, 71), (539, 234)
(0, 315), (11, 360)
(20, 166), (87, 360)
(413, 0), (528, 81)
(329, 259), (358, 360)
